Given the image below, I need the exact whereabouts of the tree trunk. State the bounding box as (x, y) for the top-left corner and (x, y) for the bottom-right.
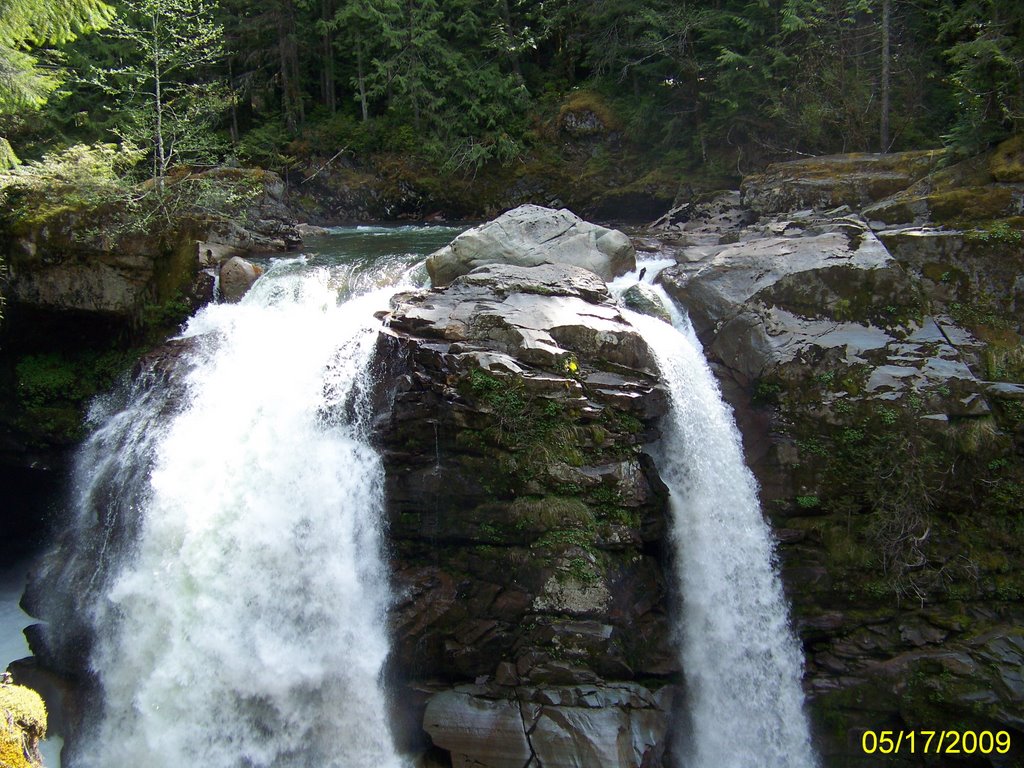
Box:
(277, 0), (304, 131)
(321, 0), (335, 113)
(228, 57), (239, 144)
(357, 43), (369, 122)
(879, 0), (891, 152)
(153, 13), (165, 190)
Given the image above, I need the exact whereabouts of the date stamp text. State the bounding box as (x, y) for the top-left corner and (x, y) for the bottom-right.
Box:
(859, 729), (1011, 756)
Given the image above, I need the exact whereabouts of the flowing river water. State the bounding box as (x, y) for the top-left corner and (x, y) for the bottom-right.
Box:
(5, 226), (815, 767)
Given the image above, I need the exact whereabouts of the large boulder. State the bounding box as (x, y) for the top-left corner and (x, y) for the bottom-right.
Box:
(219, 256), (264, 303)
(425, 205), (636, 286)
(389, 263), (657, 373)
(372, 261), (675, 764)
(659, 222), (926, 382)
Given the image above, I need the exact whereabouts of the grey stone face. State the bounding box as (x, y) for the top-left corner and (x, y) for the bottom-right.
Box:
(426, 204), (636, 286)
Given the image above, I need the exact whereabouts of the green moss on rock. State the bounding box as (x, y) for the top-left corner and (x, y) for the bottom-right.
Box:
(0, 680), (46, 768)
(989, 134), (1024, 182)
(929, 186), (1015, 224)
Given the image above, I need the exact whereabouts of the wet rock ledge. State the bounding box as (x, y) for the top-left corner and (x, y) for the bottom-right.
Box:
(371, 257), (677, 766)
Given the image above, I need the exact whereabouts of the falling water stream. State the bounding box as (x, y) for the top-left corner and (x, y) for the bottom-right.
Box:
(57, 227), (458, 768)
(26, 229), (817, 768)
(614, 266), (818, 768)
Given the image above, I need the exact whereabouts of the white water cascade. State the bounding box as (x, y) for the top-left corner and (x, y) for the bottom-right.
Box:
(73, 258), (409, 768)
(617, 273), (818, 768)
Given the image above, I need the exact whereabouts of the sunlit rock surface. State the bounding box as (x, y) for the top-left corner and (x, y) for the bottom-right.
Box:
(426, 205), (636, 286)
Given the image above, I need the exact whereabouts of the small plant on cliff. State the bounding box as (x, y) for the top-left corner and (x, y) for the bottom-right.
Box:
(466, 369), (581, 464)
(984, 343), (1024, 384)
(0, 675), (47, 768)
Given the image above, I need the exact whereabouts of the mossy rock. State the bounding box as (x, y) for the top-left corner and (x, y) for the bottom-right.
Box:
(742, 150), (947, 214)
(865, 185), (1015, 225)
(990, 134), (1024, 182)
(862, 153), (1003, 224)
(928, 186), (1016, 224)
(0, 681), (46, 768)
(556, 91), (621, 137)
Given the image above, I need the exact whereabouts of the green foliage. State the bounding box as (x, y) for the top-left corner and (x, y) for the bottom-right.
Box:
(14, 346), (142, 441)
(796, 494), (821, 509)
(1, 0), (1021, 213)
(965, 220), (1024, 245)
(97, 0), (226, 180)
(141, 293), (191, 332)
(0, 0), (114, 112)
(0, 141), (141, 223)
(237, 119), (293, 169)
(15, 349), (135, 410)
(948, 300), (1011, 333)
(938, 0), (1024, 153)
(752, 377), (783, 406)
(0, 143), (261, 237)
(984, 343), (1024, 383)
(565, 556), (599, 584)
(600, 407), (643, 436)
(466, 369), (587, 474)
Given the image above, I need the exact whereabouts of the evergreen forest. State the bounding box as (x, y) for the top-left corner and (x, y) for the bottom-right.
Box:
(1, 0), (1022, 185)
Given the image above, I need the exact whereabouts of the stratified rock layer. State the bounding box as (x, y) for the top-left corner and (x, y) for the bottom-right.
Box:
(650, 150), (1024, 767)
(372, 263), (674, 766)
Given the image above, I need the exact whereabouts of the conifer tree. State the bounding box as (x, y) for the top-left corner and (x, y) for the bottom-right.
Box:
(0, 0), (115, 166)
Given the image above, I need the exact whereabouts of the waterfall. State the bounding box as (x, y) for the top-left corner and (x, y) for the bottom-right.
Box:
(69, 260), (407, 768)
(620, 279), (818, 768)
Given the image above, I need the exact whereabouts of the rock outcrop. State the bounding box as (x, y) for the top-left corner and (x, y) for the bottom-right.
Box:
(372, 262), (675, 765)
(425, 205), (636, 286)
(650, 149), (1024, 767)
(3, 168), (298, 330)
(740, 150), (946, 216)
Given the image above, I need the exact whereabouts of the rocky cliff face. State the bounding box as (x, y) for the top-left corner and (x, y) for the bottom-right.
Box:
(652, 141), (1024, 766)
(367, 150), (1024, 765)
(10, 146), (1024, 767)
(371, 262), (678, 766)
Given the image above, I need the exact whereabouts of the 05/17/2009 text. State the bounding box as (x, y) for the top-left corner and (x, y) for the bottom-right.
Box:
(859, 729), (1011, 756)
